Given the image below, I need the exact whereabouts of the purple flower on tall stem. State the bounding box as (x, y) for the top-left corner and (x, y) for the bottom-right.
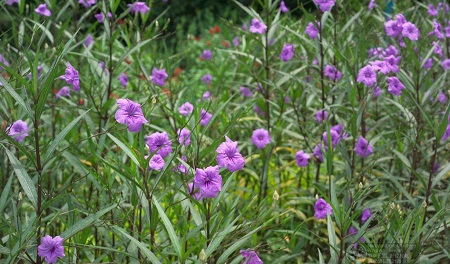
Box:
(354, 136), (373, 158)
(251, 128), (271, 149)
(313, 145), (323, 162)
(79, 0), (96, 8)
(240, 86), (253, 97)
(314, 198), (333, 219)
(200, 50), (212, 60)
(361, 208), (372, 222)
(94, 12), (104, 22)
(194, 166), (222, 198)
(384, 55), (401, 73)
(6, 120), (29, 142)
(179, 102), (194, 116)
(368, 0), (377, 10)
(216, 136), (246, 172)
(200, 109), (212, 126)
(232, 36), (239, 47)
(201, 73), (212, 85)
(0, 54), (10, 70)
(84, 34), (94, 47)
(384, 19), (402, 38)
(118, 73), (128, 87)
(37, 235), (65, 264)
(441, 124), (450, 141)
(428, 4), (438, 16)
(313, 0), (336, 12)
(280, 1), (289, 12)
(387, 76), (405, 96)
(177, 128), (191, 146)
(60, 62), (80, 92)
(249, 18), (267, 34)
(149, 154), (165, 170)
(202, 91), (211, 101)
(115, 99), (148, 132)
(437, 92), (448, 104)
(240, 249), (263, 264)
(280, 44), (295, 62)
(324, 65), (342, 81)
(128, 2), (150, 14)
(402, 22), (420, 41)
(305, 22), (320, 39)
(372, 86), (382, 98)
(323, 129), (341, 149)
(315, 110), (328, 123)
(35, 4), (51, 16)
(174, 156), (188, 174)
(151, 68), (168, 86)
(55, 86), (71, 99)
(442, 59), (450, 71)
(357, 65), (377, 87)
(146, 132), (173, 158)
(295, 151), (310, 167)
(6, 0), (19, 5)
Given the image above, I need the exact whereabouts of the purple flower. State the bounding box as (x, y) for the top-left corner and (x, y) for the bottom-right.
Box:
(187, 182), (202, 200)
(387, 76), (405, 96)
(313, 145), (323, 162)
(118, 73), (128, 87)
(177, 128), (191, 146)
(249, 18), (267, 34)
(145, 131), (173, 158)
(437, 92), (448, 104)
(79, 0), (96, 8)
(128, 2), (150, 14)
(6, 0), (19, 5)
(323, 129), (340, 149)
(60, 63), (80, 92)
(442, 124), (450, 141)
(383, 45), (399, 57)
(280, 44), (295, 62)
(6, 120), (29, 142)
(370, 60), (390, 75)
(368, 0), (377, 10)
(361, 208), (372, 222)
(305, 22), (320, 39)
(200, 109), (212, 126)
(27, 65), (43, 80)
(151, 68), (168, 86)
(200, 73), (212, 85)
(202, 91), (212, 101)
(232, 36), (239, 47)
(148, 154), (165, 170)
(402, 22), (420, 41)
(55, 86), (71, 99)
(433, 42), (443, 57)
(315, 110), (328, 123)
(84, 34), (94, 47)
(314, 198), (333, 219)
(324, 65), (342, 81)
(115, 99), (148, 132)
(251, 128), (271, 149)
(442, 59), (450, 71)
(174, 156), (188, 174)
(384, 19), (402, 38)
(240, 249), (263, 264)
(428, 4), (438, 16)
(295, 150), (310, 167)
(0, 54), (10, 70)
(423, 58), (433, 69)
(194, 166), (222, 198)
(313, 0), (336, 12)
(179, 102), (194, 116)
(94, 12), (104, 22)
(383, 55), (401, 73)
(240, 86), (253, 97)
(99, 61), (108, 75)
(280, 1), (289, 12)
(200, 50), (212, 60)
(253, 105), (265, 117)
(372, 86), (382, 98)
(429, 20), (443, 40)
(216, 136), (246, 172)
(35, 4), (51, 16)
(37, 235), (64, 264)
(331, 123), (348, 140)
(357, 65), (377, 87)
(354, 136), (373, 158)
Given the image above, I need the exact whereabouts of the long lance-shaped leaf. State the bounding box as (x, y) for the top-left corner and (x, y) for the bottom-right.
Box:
(3, 146), (38, 209)
(107, 133), (140, 166)
(0, 74), (32, 119)
(152, 196), (182, 259)
(44, 110), (89, 162)
(60, 204), (116, 239)
(216, 225), (262, 264)
(113, 226), (162, 264)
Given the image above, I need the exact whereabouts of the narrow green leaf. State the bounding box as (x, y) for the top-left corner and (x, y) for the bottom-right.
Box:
(60, 204), (116, 239)
(216, 226), (262, 264)
(0, 75), (32, 119)
(113, 226), (162, 264)
(107, 133), (140, 166)
(44, 110), (89, 162)
(3, 146), (38, 209)
(152, 196), (182, 259)
(327, 214), (338, 263)
(392, 149), (411, 168)
(0, 176), (13, 214)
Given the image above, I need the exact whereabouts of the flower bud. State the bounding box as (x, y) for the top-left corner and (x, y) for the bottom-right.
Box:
(273, 190), (279, 201)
